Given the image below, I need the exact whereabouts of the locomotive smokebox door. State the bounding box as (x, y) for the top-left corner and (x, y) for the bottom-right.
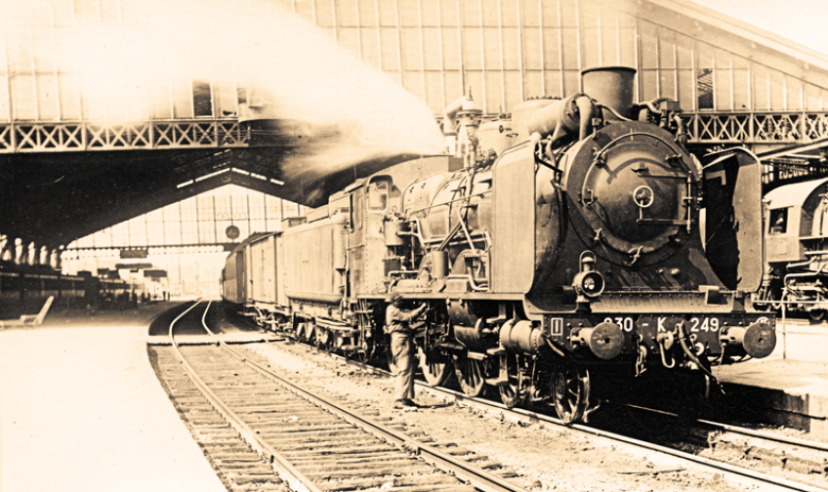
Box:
(702, 148), (764, 291)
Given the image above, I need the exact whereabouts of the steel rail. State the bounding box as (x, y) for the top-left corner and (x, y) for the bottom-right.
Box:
(201, 302), (530, 492)
(325, 354), (827, 492)
(168, 299), (324, 492)
(619, 402), (828, 453)
(697, 419), (828, 453)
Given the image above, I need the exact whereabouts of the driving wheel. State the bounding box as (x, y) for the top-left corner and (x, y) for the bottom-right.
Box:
(553, 362), (590, 425)
(418, 346), (452, 386)
(455, 356), (486, 397)
(498, 355), (524, 408)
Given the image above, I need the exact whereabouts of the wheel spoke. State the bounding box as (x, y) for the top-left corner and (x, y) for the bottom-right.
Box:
(455, 358), (486, 397)
(553, 363), (589, 425)
(419, 347), (451, 386)
(498, 355), (524, 408)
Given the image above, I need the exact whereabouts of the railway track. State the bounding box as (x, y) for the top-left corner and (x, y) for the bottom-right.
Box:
(155, 300), (531, 492)
(274, 332), (828, 492)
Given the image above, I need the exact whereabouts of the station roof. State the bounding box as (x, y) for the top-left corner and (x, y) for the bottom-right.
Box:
(5, 0), (828, 250)
(1, 147), (415, 248)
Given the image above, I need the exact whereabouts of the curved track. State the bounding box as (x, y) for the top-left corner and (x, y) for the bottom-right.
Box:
(317, 344), (828, 492)
(166, 300), (531, 492)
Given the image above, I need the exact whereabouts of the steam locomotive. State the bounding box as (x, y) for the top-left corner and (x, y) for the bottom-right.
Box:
(223, 67), (776, 423)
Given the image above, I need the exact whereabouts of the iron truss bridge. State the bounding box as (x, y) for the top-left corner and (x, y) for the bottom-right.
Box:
(0, 119), (246, 153)
(685, 111), (828, 145)
(3, 111), (828, 153)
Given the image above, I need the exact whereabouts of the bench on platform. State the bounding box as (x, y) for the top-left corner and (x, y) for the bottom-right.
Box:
(0, 296), (54, 330)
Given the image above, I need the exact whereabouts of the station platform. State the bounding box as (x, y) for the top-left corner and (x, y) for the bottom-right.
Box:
(0, 301), (226, 492)
(713, 321), (828, 438)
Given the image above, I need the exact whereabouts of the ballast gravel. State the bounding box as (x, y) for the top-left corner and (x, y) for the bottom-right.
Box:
(244, 340), (777, 492)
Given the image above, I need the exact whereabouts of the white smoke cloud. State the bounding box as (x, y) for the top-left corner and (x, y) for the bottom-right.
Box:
(1, 0), (444, 177)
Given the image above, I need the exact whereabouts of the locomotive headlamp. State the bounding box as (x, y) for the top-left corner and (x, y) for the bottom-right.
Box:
(573, 270), (605, 298)
(573, 251), (605, 300)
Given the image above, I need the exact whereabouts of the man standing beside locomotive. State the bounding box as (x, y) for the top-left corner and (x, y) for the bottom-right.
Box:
(385, 291), (427, 408)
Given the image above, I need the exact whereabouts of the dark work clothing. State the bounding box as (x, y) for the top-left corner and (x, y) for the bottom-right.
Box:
(385, 303), (422, 402)
(385, 304), (420, 335)
(391, 332), (415, 401)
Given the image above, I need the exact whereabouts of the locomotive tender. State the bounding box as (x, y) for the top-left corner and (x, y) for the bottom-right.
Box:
(223, 67), (776, 423)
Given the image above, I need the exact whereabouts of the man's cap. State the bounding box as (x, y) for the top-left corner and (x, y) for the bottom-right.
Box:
(386, 291), (402, 303)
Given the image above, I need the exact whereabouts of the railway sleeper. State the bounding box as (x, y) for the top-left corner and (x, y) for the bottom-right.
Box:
(257, 427), (366, 439)
(280, 444), (399, 456)
(491, 466), (519, 478)
(434, 446), (476, 457)
(212, 396), (302, 406)
(194, 429), (239, 440)
(168, 396), (209, 405)
(247, 417), (350, 427)
(229, 474), (285, 486)
(319, 472), (462, 491)
(784, 456), (827, 475)
(230, 407), (333, 416)
(208, 387), (287, 396)
(199, 378), (272, 386)
(289, 452), (412, 468)
(296, 457), (427, 473)
(306, 463), (436, 481)
(210, 453), (265, 462)
(462, 458), (506, 470)
(354, 485), (474, 492)
(183, 407), (226, 415)
(222, 399), (329, 408)
(233, 486), (287, 492)
(167, 388), (203, 397)
(272, 437), (387, 452)
(219, 463), (276, 474)
(254, 422), (356, 434)
(186, 420), (231, 427)
(262, 432), (380, 444)
(202, 444), (253, 454)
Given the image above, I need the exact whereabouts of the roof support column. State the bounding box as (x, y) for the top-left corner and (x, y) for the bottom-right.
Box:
(14, 238), (24, 265)
(39, 245), (48, 267)
(27, 242), (36, 266)
(51, 248), (61, 271)
(1, 245), (11, 263)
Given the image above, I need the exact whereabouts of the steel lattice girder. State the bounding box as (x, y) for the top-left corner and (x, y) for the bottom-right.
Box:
(0, 120), (246, 153)
(685, 111), (828, 144)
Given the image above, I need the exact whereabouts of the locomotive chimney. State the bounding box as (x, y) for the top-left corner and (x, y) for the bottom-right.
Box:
(581, 67), (637, 121)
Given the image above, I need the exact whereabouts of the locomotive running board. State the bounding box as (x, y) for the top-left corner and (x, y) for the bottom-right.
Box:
(702, 147), (764, 293)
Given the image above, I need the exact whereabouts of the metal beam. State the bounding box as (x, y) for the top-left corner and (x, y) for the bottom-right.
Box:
(0, 119), (245, 153)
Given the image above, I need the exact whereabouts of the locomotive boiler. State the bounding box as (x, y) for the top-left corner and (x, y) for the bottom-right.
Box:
(223, 67), (776, 423)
